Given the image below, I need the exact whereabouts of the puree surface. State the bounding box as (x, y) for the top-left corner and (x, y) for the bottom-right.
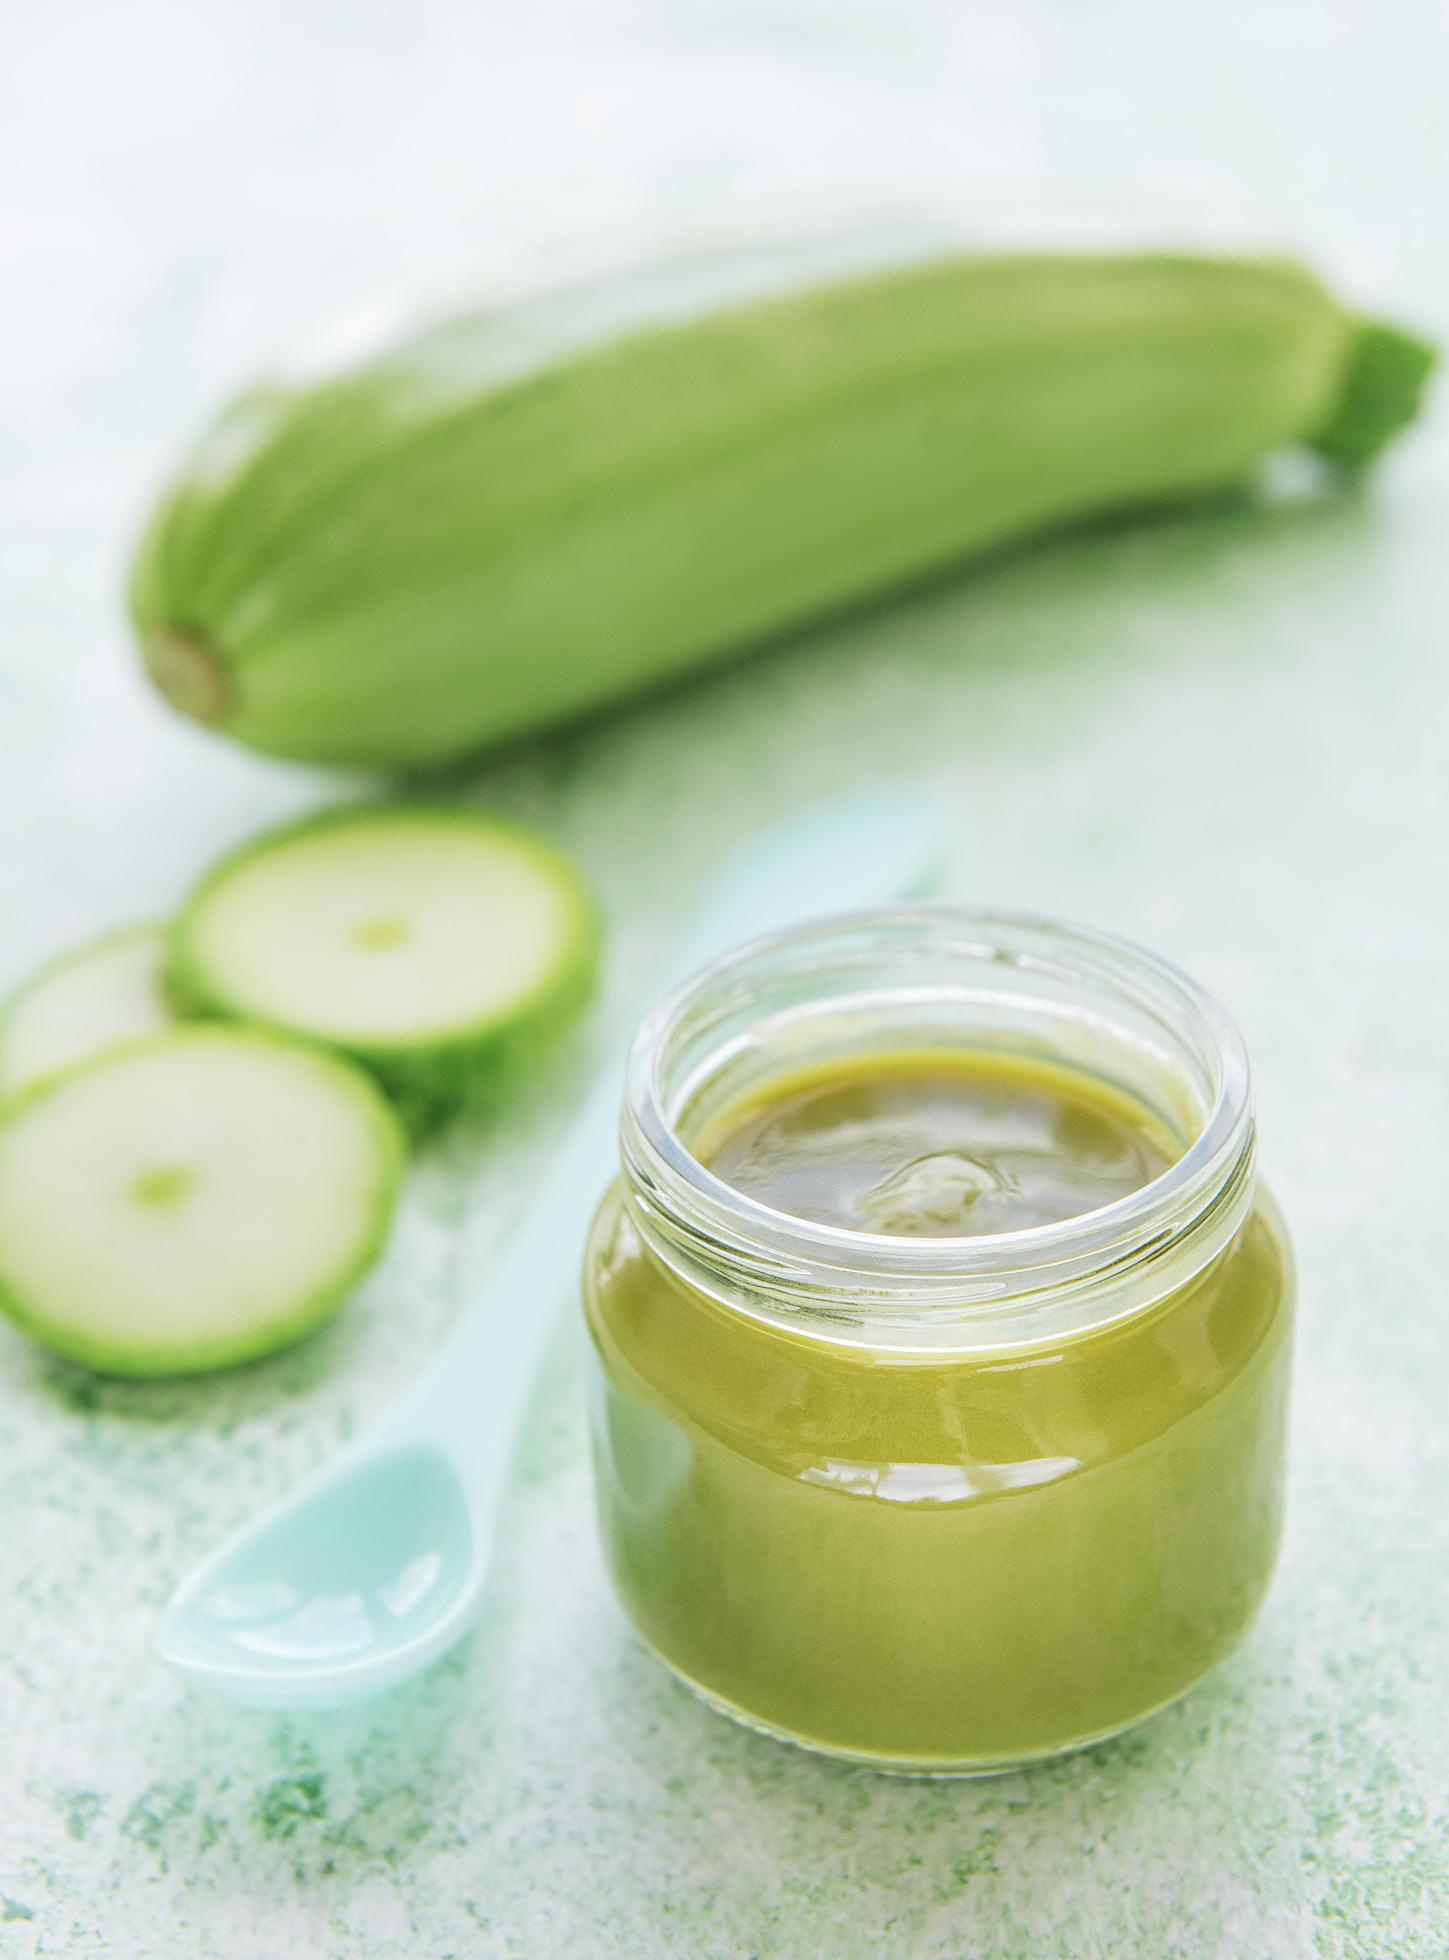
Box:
(585, 1048), (1292, 1771)
(696, 1050), (1177, 1235)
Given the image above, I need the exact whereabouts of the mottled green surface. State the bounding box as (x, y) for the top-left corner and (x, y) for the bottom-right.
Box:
(1, 1), (1446, 1955)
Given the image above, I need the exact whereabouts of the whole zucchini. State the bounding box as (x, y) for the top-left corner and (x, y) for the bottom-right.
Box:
(129, 211), (1433, 767)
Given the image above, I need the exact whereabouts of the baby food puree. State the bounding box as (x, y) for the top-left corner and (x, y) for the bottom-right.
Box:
(584, 911), (1293, 1773)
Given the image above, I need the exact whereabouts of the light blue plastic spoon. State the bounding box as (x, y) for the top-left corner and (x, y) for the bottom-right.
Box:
(154, 785), (945, 1708)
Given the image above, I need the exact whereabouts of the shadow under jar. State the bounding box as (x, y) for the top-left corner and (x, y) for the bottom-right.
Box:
(583, 908), (1293, 1775)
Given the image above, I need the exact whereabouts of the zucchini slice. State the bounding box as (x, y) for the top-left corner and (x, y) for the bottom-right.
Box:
(0, 1028), (403, 1376)
(0, 924), (173, 1100)
(169, 806), (596, 1120)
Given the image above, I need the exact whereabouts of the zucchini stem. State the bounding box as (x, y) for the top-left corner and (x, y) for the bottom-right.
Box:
(1310, 318), (1437, 466)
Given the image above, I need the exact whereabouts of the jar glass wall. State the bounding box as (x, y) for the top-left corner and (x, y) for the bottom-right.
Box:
(583, 908), (1294, 1775)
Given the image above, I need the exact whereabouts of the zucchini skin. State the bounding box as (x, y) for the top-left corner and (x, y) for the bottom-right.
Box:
(130, 223), (1434, 768)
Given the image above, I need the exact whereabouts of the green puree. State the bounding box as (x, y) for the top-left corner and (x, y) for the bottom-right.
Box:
(698, 1050), (1177, 1236)
(584, 1050), (1293, 1771)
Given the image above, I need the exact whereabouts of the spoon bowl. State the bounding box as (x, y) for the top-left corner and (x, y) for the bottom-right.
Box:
(155, 1445), (478, 1706)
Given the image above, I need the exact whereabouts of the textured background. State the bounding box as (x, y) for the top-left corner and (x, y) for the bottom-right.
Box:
(2, 2), (1446, 1956)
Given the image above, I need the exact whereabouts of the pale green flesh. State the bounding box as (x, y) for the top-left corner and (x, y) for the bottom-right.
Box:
(585, 1051), (1294, 1770)
(172, 810), (592, 1057)
(0, 925), (173, 1100)
(0, 1031), (402, 1376)
(132, 249), (1361, 765)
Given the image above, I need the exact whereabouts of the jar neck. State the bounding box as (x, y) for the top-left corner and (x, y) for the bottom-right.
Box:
(619, 907), (1257, 1355)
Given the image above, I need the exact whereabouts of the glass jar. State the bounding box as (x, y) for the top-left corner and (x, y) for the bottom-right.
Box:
(583, 908), (1293, 1775)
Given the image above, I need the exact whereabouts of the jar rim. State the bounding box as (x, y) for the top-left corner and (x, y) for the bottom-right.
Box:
(621, 905), (1257, 1349)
